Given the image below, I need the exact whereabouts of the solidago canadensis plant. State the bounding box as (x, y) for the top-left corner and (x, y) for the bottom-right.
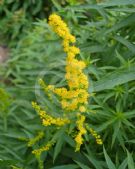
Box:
(30, 14), (102, 167)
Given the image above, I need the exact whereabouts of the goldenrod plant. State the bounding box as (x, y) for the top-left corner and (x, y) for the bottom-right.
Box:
(30, 14), (102, 168)
(0, 1), (135, 169)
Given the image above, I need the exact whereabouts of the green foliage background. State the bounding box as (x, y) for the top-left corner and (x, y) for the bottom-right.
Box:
(0, 0), (135, 168)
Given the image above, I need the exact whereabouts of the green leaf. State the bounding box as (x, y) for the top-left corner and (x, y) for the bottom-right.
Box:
(61, 147), (88, 165)
(80, 44), (105, 53)
(51, 0), (62, 10)
(0, 145), (22, 161)
(127, 150), (135, 169)
(0, 160), (18, 167)
(97, 117), (117, 132)
(105, 13), (135, 34)
(64, 134), (75, 147)
(99, 0), (135, 7)
(93, 65), (135, 92)
(108, 8), (135, 13)
(114, 36), (135, 54)
(75, 161), (91, 169)
(127, 139), (135, 144)
(53, 137), (64, 162)
(103, 147), (116, 169)
(125, 110), (135, 119)
(50, 164), (79, 169)
(118, 158), (127, 169)
(84, 151), (104, 169)
(115, 50), (127, 65)
(69, 4), (102, 10)
(112, 121), (121, 147)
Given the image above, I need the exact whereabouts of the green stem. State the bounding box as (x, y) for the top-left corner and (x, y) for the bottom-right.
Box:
(39, 159), (44, 169)
(36, 155), (44, 169)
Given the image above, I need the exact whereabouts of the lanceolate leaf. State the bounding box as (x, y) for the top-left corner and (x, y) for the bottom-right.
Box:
(103, 147), (116, 169)
(114, 36), (135, 54)
(118, 158), (127, 169)
(93, 65), (135, 92)
(127, 150), (135, 169)
(105, 13), (135, 34)
(99, 0), (135, 7)
(50, 164), (79, 169)
(75, 161), (91, 169)
(53, 137), (64, 162)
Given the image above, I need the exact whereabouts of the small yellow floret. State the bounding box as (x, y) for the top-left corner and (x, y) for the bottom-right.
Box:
(79, 106), (86, 112)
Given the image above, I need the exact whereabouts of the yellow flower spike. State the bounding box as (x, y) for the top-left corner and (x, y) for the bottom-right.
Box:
(32, 140), (56, 156)
(32, 101), (41, 113)
(30, 14), (101, 162)
(48, 13), (89, 113)
(28, 131), (44, 147)
(49, 14), (73, 42)
(75, 114), (86, 151)
(32, 102), (70, 126)
(89, 127), (103, 145)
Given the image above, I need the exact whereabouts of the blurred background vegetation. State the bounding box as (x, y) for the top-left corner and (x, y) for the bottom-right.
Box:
(0, 0), (135, 168)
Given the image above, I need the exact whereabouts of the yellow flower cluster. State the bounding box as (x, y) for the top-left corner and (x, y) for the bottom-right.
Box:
(32, 102), (70, 126)
(32, 141), (55, 156)
(28, 131), (44, 147)
(39, 79), (54, 92)
(49, 14), (76, 46)
(48, 14), (89, 112)
(89, 128), (103, 145)
(38, 79), (54, 100)
(75, 114), (87, 151)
